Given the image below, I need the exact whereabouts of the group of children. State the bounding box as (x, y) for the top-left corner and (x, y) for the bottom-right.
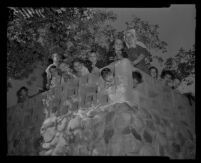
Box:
(15, 28), (194, 105)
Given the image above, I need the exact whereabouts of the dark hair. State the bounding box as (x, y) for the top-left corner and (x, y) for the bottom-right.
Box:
(160, 70), (174, 80)
(16, 86), (28, 98)
(174, 75), (181, 82)
(110, 38), (127, 53)
(101, 68), (113, 80)
(49, 65), (57, 69)
(132, 71), (143, 83)
(49, 66), (62, 76)
(149, 66), (158, 76)
(72, 58), (83, 65)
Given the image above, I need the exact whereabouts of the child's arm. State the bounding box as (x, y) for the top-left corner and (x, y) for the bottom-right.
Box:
(132, 53), (145, 66)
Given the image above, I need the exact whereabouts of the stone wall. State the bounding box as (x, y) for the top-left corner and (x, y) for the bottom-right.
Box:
(7, 59), (195, 158)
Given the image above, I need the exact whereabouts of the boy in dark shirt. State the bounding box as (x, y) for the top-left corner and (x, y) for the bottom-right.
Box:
(132, 71), (143, 88)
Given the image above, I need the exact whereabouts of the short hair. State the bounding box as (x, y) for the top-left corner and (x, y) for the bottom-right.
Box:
(17, 86), (28, 97)
(132, 71), (143, 83)
(101, 68), (113, 80)
(72, 58), (83, 65)
(49, 65), (57, 69)
(149, 66), (158, 75)
(160, 70), (174, 80)
(49, 66), (62, 76)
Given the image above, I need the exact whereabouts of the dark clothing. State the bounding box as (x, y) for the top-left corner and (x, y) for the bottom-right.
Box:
(17, 96), (29, 104)
(184, 93), (195, 106)
(106, 51), (128, 65)
(126, 45), (151, 74)
(85, 60), (103, 73)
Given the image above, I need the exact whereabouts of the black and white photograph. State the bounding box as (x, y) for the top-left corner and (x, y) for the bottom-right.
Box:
(7, 5), (195, 158)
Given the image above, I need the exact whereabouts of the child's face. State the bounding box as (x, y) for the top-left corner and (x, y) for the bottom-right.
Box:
(21, 89), (28, 97)
(114, 39), (123, 51)
(105, 73), (114, 83)
(133, 78), (139, 88)
(89, 53), (97, 64)
(73, 62), (82, 72)
(164, 74), (172, 86)
(52, 53), (60, 63)
(150, 69), (157, 79)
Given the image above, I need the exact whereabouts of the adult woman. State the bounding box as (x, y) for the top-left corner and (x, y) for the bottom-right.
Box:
(124, 29), (151, 74)
(107, 38), (128, 65)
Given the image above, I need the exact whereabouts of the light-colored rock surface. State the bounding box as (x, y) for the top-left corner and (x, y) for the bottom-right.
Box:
(7, 59), (195, 158)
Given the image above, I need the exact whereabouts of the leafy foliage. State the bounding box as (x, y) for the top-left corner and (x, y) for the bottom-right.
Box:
(125, 16), (168, 53)
(164, 45), (195, 80)
(7, 7), (117, 79)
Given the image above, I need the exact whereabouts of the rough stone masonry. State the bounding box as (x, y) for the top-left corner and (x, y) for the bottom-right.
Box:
(7, 59), (195, 158)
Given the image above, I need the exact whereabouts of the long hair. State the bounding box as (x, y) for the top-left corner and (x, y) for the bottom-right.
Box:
(124, 29), (147, 49)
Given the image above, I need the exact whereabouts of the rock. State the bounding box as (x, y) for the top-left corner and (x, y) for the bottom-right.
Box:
(139, 145), (156, 156)
(57, 117), (67, 131)
(171, 142), (181, 153)
(121, 126), (131, 135)
(146, 120), (156, 131)
(176, 131), (186, 146)
(159, 144), (165, 156)
(148, 90), (158, 98)
(51, 134), (67, 155)
(143, 130), (153, 143)
(157, 133), (168, 146)
(93, 139), (106, 156)
(109, 136), (123, 156)
(42, 142), (51, 149)
(43, 126), (57, 143)
(121, 135), (142, 154)
(132, 116), (145, 132)
(68, 116), (82, 131)
(105, 111), (115, 125)
(153, 113), (161, 125)
(40, 148), (54, 156)
(103, 127), (114, 144)
(158, 125), (166, 134)
(130, 127), (142, 141)
(114, 114), (129, 131)
(40, 116), (57, 134)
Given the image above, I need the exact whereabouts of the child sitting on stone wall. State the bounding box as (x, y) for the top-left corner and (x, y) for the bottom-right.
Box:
(100, 68), (115, 89)
(132, 71), (143, 88)
(47, 66), (62, 89)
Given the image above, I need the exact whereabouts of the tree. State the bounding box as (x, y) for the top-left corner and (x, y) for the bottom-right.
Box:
(7, 7), (117, 80)
(164, 45), (195, 80)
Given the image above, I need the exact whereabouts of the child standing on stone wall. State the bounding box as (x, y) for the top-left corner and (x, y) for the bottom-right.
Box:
(46, 66), (62, 89)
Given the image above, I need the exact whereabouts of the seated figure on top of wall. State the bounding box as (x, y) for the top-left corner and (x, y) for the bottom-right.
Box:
(160, 70), (175, 88)
(72, 59), (89, 78)
(149, 66), (159, 80)
(106, 38), (128, 65)
(86, 50), (101, 74)
(124, 29), (152, 75)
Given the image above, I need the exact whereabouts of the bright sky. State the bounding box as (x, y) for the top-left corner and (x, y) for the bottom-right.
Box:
(100, 5), (195, 59)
